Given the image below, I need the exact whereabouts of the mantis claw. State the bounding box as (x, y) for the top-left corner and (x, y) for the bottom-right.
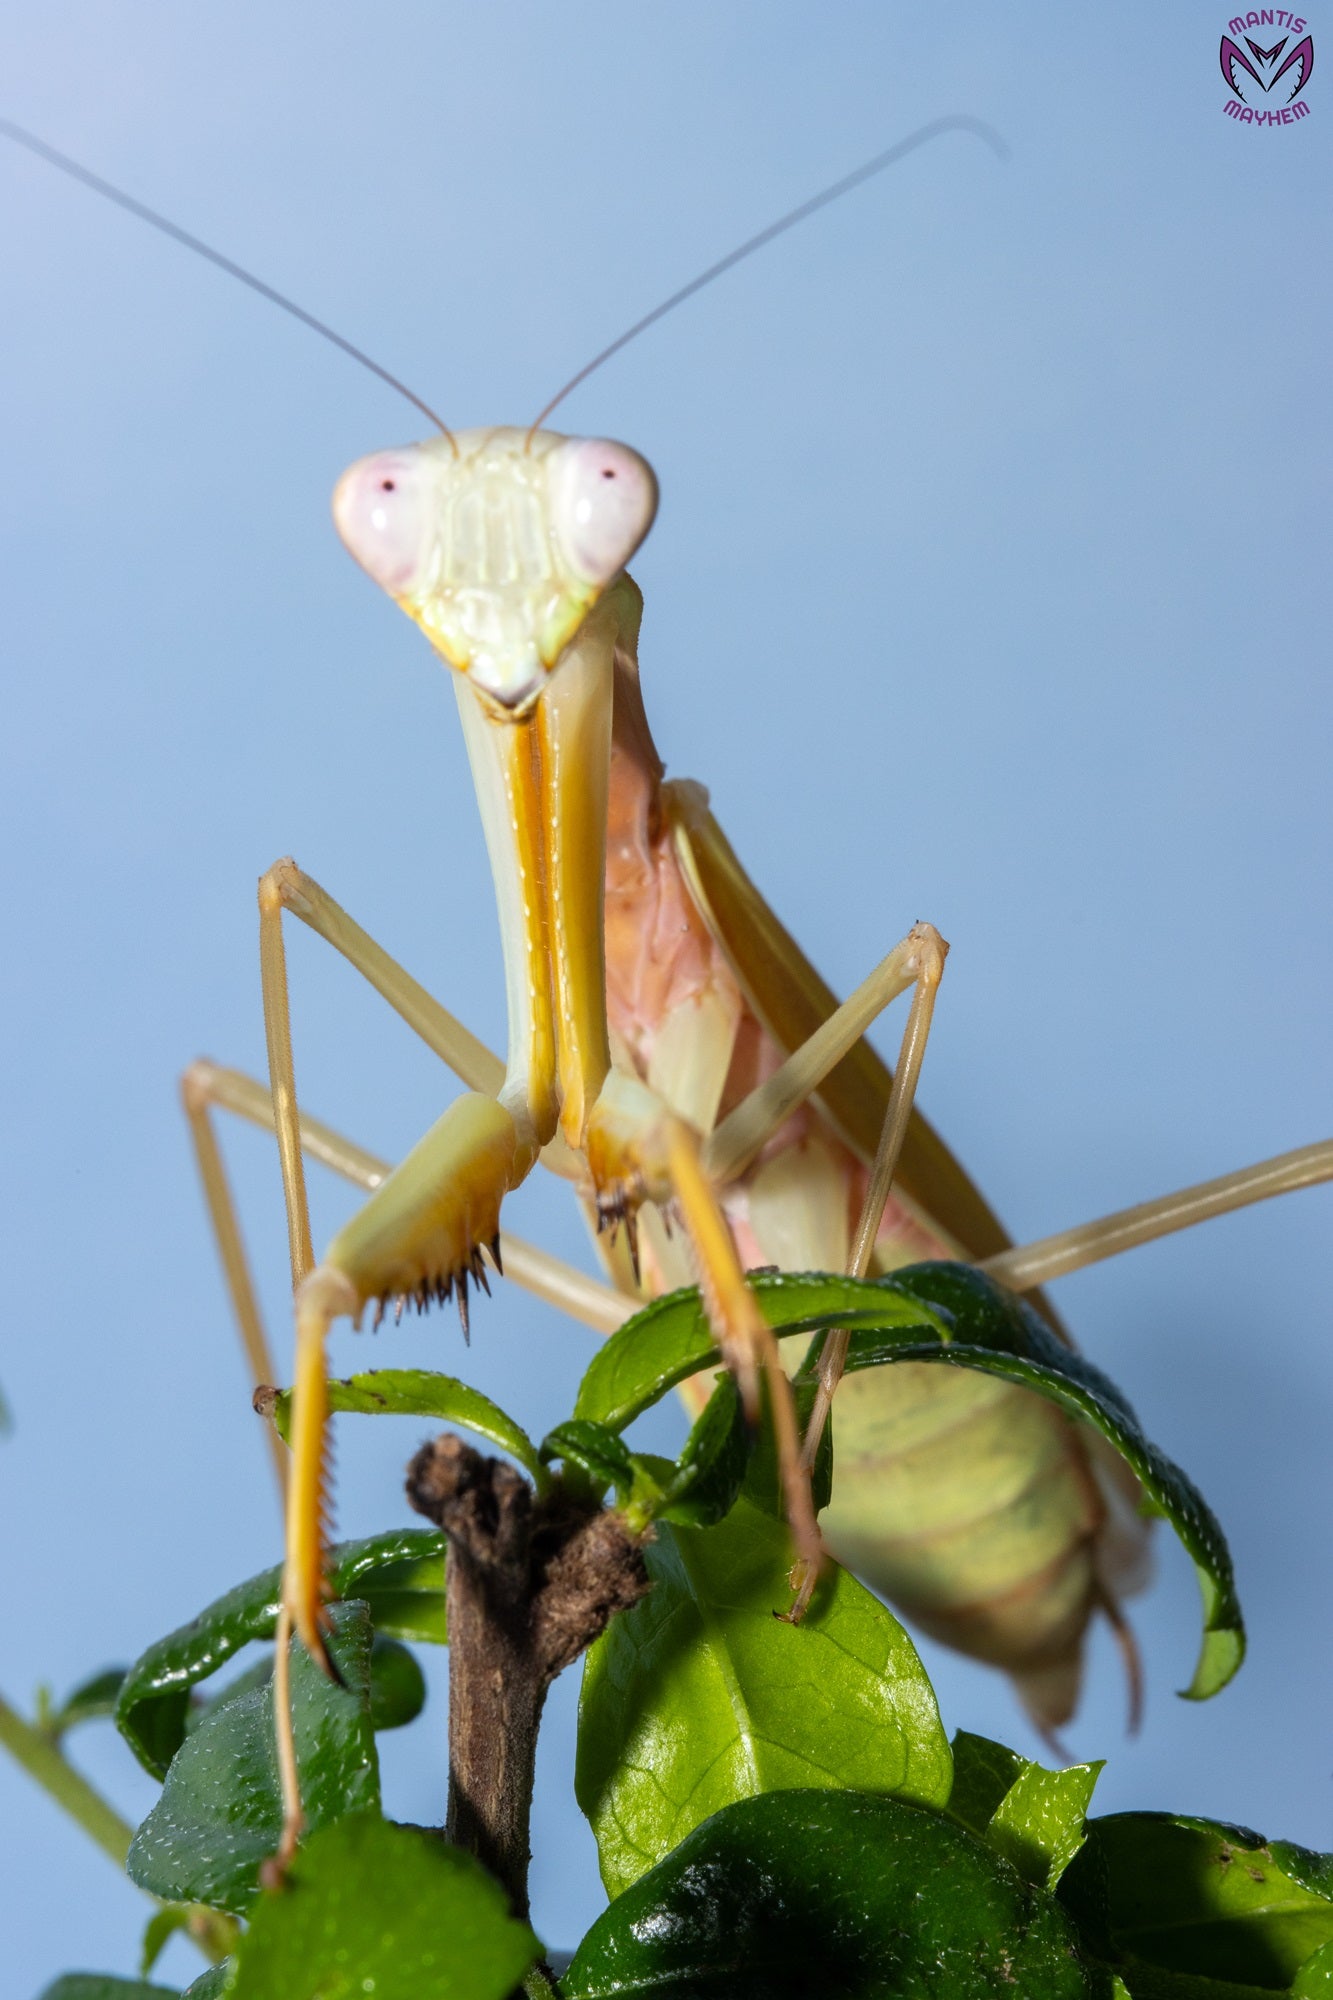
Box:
(784, 1551), (822, 1625)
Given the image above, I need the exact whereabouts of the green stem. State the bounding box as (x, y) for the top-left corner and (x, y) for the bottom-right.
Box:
(0, 1686), (133, 1866)
(0, 1687), (237, 1964)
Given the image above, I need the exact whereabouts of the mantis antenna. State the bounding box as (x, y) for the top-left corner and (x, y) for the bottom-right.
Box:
(525, 113), (1009, 441)
(0, 115), (456, 449)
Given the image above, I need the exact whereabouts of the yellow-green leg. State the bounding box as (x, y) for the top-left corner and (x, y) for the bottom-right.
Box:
(247, 859), (598, 1871)
(981, 1139), (1333, 1291)
(710, 922), (950, 1618)
(181, 1058), (631, 1483)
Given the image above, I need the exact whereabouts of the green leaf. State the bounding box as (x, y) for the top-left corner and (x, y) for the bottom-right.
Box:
(1295, 1941), (1333, 1995)
(547, 1382), (751, 1535)
(578, 1264), (1242, 1702)
(541, 1419), (646, 1503)
(987, 1757), (1102, 1892)
(228, 1813), (538, 1999)
(573, 1270), (948, 1431)
(185, 1633), (422, 1737)
(367, 1634), (426, 1730)
(361, 1543), (449, 1647)
(653, 1374), (750, 1528)
(563, 1788), (1094, 1997)
(738, 1374), (833, 1517)
(182, 1659), (273, 1736)
(127, 1601), (379, 1916)
(180, 1972), (231, 1999)
(576, 1497), (951, 1898)
(1059, 1812), (1333, 1989)
(945, 1732), (1102, 1890)
(265, 1367), (546, 1486)
(116, 1528), (445, 1776)
(140, 1904), (193, 1973)
(947, 1729), (1028, 1835)
(40, 1666), (129, 1741)
(809, 1261), (1245, 1702)
(37, 1983), (180, 1999)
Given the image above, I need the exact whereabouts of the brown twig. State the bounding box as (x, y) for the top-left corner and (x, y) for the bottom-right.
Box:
(406, 1435), (650, 1918)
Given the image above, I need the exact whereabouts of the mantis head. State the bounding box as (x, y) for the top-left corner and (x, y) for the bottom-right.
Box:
(333, 428), (658, 716)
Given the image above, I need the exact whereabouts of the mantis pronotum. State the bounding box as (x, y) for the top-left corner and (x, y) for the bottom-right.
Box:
(4, 47), (1331, 1927)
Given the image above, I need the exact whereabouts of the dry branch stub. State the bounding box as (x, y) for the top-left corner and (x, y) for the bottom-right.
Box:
(406, 1434), (650, 1916)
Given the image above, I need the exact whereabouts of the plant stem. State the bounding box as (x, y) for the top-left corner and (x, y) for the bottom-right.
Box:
(443, 1505), (546, 1915)
(0, 1686), (238, 1964)
(407, 1435), (650, 1921)
(0, 1686), (134, 1867)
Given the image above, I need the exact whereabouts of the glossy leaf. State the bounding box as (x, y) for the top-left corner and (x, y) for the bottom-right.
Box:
(575, 1263), (1240, 1700)
(573, 1270), (948, 1431)
(547, 1381), (751, 1534)
(265, 1367), (545, 1486)
(37, 1983), (180, 1999)
(949, 1731), (1101, 1890)
(116, 1528), (445, 1776)
(127, 1602), (379, 1916)
(182, 1659), (272, 1737)
(947, 1728), (1028, 1836)
(806, 1262), (1244, 1701)
(541, 1419), (646, 1503)
(1059, 1812), (1333, 1988)
(185, 1634), (424, 1734)
(1295, 1942), (1333, 1994)
(360, 1542), (449, 1647)
(989, 1760), (1103, 1892)
(228, 1813), (539, 1999)
(368, 1634), (427, 1729)
(563, 1789), (1094, 1997)
(576, 1498), (951, 1897)
(180, 1972), (230, 1998)
(654, 1373), (750, 1528)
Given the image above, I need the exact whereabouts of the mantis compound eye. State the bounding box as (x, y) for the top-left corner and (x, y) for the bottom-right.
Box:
(547, 438), (658, 588)
(332, 447), (436, 597)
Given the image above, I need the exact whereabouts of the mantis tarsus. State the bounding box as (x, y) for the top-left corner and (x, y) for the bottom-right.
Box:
(4, 90), (1331, 1891)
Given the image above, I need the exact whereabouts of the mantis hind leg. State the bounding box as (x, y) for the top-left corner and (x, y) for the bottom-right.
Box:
(686, 921), (950, 1487)
(608, 923), (949, 1599)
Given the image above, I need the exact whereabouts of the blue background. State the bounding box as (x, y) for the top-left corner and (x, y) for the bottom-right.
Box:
(2, 4), (1330, 1989)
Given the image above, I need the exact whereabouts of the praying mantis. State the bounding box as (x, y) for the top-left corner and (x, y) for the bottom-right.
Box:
(2, 23), (1328, 1968)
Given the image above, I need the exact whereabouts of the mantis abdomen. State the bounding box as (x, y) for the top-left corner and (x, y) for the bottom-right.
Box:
(596, 615), (1151, 1731)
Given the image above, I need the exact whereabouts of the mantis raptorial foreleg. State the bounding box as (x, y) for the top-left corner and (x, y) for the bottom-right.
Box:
(182, 1055), (631, 1430)
(256, 856), (578, 1296)
(255, 830), (821, 1617)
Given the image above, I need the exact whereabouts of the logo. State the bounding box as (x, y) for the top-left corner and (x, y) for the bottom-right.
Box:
(1221, 12), (1314, 120)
